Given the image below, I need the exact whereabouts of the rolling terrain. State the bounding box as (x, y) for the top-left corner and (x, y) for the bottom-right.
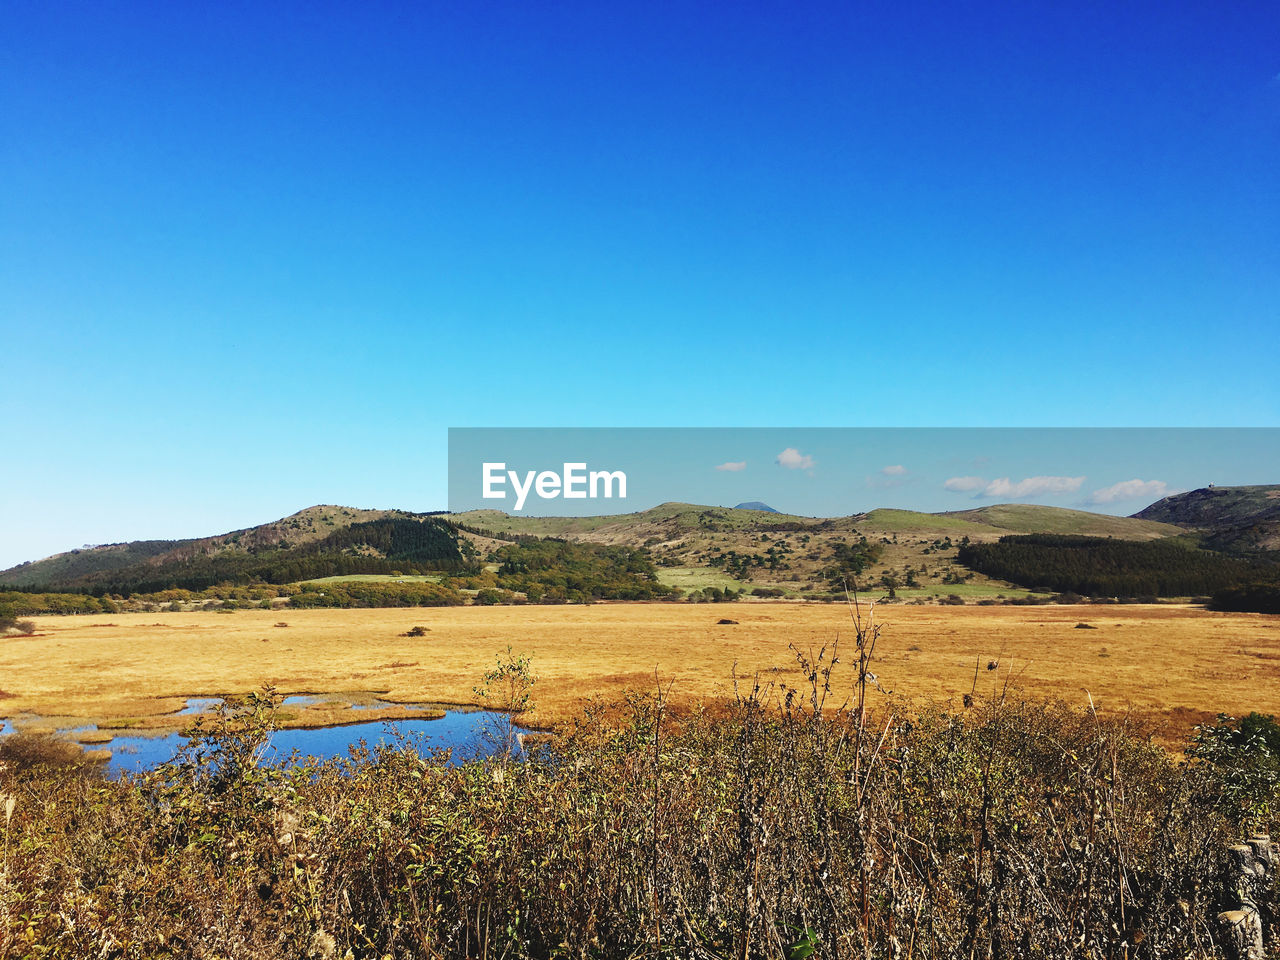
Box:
(454, 501), (1187, 597)
(4, 487), (1273, 601)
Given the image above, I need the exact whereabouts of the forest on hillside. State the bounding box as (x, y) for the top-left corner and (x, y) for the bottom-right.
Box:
(5, 518), (472, 595)
(957, 533), (1278, 597)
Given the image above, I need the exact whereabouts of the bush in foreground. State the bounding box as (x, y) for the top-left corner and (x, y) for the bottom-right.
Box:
(2, 672), (1277, 959)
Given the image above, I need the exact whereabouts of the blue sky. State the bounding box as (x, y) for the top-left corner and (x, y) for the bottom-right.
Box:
(1, 1), (1277, 566)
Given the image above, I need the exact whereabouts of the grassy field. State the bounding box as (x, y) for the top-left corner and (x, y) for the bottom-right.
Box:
(451, 501), (1188, 600)
(2, 603), (1278, 743)
(858, 508), (998, 534)
(653, 566), (750, 592)
(940, 503), (1183, 538)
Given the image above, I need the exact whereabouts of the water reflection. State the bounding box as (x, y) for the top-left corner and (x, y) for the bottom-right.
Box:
(177, 697), (224, 715)
(101, 709), (530, 777)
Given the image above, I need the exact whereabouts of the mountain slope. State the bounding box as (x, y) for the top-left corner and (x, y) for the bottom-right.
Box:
(0, 506), (390, 588)
(455, 500), (1190, 596)
(1, 497), (1215, 599)
(453, 502), (821, 541)
(0, 539), (192, 588)
(0, 507), (467, 593)
(941, 504), (1182, 539)
(1133, 485), (1280, 553)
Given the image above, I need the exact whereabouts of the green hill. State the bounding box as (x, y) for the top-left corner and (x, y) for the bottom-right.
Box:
(0, 539), (191, 588)
(454, 500), (1190, 598)
(940, 503), (1182, 539)
(453, 502), (822, 540)
(859, 508), (999, 535)
(1, 495), (1239, 603)
(0, 507), (468, 594)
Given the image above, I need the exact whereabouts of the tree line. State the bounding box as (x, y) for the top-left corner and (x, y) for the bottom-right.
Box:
(1208, 582), (1280, 614)
(287, 580), (464, 608)
(0, 590), (120, 618)
(957, 534), (1278, 597)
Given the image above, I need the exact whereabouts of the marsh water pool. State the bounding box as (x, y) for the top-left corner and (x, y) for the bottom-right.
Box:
(1, 703), (533, 777)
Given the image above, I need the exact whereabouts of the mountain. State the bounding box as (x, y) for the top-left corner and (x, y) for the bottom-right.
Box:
(734, 501), (779, 513)
(4, 497), (1209, 599)
(453, 500), (1189, 596)
(1133, 485), (1280, 553)
(0, 539), (193, 588)
(0, 506), (467, 593)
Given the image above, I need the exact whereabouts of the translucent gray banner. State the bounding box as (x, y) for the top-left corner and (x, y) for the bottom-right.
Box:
(448, 427), (1278, 518)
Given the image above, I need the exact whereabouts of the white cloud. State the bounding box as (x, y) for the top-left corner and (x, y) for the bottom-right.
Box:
(944, 476), (987, 493)
(980, 475), (1085, 499)
(776, 448), (815, 470)
(1087, 479), (1172, 505)
(881, 464), (907, 476)
(715, 461), (747, 472)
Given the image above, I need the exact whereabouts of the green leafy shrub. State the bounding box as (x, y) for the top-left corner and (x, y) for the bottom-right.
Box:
(1187, 712), (1280, 826)
(288, 581), (464, 608)
(493, 539), (678, 601)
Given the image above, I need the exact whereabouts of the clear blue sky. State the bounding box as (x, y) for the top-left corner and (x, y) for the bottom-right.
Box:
(1, 1), (1277, 566)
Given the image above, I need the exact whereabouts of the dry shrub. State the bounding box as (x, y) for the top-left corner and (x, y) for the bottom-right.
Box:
(0, 730), (101, 777)
(2, 635), (1276, 958)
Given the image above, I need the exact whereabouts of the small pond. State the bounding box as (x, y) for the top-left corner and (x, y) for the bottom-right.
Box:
(1, 708), (534, 778)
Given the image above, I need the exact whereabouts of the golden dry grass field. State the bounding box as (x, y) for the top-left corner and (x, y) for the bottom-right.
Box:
(3, 603), (1280, 744)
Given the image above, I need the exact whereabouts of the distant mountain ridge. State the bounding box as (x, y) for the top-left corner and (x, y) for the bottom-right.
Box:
(450, 500), (1193, 596)
(6, 486), (1273, 597)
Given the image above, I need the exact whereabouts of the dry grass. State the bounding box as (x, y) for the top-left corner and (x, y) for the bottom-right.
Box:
(1, 603), (1277, 739)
